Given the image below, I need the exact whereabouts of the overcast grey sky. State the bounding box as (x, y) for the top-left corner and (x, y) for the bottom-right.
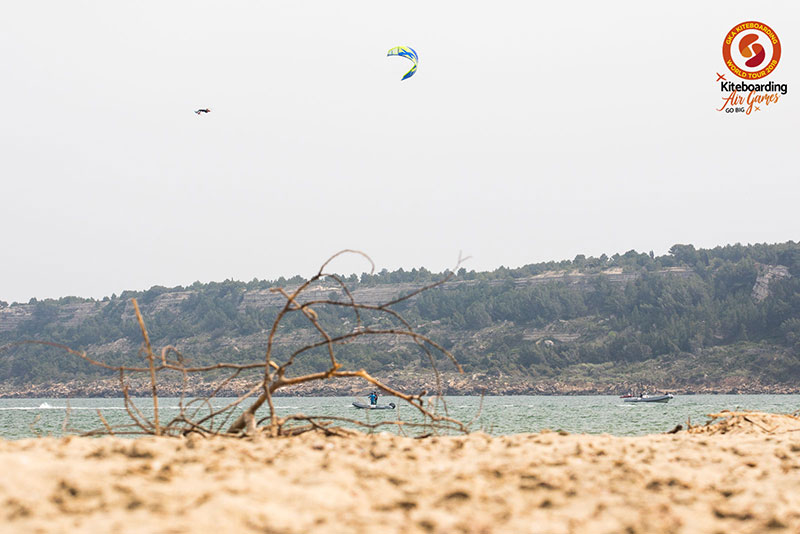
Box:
(1, 1), (798, 303)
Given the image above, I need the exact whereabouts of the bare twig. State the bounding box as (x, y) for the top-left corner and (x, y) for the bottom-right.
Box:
(96, 409), (115, 436)
(132, 299), (159, 435)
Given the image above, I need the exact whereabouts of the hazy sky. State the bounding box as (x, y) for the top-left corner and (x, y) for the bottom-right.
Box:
(1, 1), (798, 303)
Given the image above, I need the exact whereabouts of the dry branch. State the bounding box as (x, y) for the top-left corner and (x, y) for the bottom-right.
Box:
(6, 250), (471, 438)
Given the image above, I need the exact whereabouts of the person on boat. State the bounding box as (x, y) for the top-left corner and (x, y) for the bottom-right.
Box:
(369, 391), (378, 406)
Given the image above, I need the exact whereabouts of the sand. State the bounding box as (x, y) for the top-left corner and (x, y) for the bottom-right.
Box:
(1, 412), (800, 534)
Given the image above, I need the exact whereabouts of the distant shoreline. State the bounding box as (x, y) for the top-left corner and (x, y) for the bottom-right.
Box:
(2, 374), (798, 398)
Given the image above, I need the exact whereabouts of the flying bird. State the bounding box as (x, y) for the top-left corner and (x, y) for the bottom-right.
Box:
(194, 108), (211, 115)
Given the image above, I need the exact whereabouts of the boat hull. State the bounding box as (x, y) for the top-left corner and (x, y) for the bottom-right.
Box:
(623, 394), (674, 403)
(352, 401), (396, 410)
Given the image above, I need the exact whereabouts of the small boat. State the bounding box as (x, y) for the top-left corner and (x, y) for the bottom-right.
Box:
(352, 401), (396, 410)
(623, 394), (674, 403)
(619, 394), (634, 398)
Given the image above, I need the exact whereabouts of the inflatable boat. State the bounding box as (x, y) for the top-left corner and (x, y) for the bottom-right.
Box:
(623, 394), (674, 403)
(352, 401), (396, 410)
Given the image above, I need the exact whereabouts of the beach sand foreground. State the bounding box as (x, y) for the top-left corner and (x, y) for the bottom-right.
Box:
(1, 412), (799, 534)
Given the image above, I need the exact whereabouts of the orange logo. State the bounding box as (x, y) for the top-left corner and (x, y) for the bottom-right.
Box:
(722, 21), (781, 79)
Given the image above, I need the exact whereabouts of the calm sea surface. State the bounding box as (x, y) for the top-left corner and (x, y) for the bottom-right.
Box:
(1, 395), (798, 440)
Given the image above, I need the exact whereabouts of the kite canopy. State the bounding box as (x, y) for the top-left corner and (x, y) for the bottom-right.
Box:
(387, 46), (418, 81)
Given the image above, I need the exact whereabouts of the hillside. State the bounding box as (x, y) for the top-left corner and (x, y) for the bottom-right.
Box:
(1, 242), (799, 396)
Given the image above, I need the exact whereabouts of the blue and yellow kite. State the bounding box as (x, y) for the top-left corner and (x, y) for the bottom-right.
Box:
(387, 46), (418, 81)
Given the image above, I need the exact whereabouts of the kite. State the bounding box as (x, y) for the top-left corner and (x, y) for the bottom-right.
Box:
(387, 46), (418, 81)
(195, 108), (211, 115)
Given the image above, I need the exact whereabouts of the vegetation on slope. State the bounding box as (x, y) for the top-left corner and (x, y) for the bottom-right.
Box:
(1, 242), (798, 389)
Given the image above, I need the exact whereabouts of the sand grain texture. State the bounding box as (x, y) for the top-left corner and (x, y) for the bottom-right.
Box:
(1, 412), (800, 534)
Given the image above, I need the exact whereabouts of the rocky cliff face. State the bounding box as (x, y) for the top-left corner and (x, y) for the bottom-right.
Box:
(752, 264), (791, 302)
(0, 267), (692, 334)
(0, 301), (107, 333)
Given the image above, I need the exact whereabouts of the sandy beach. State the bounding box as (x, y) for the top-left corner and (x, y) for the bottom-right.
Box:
(1, 412), (799, 534)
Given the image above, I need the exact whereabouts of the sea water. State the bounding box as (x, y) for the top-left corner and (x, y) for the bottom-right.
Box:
(1, 395), (798, 440)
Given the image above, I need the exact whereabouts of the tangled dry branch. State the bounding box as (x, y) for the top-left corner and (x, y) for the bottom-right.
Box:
(6, 250), (472, 438)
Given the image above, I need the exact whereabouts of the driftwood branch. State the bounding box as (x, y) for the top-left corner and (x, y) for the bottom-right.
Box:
(6, 250), (470, 438)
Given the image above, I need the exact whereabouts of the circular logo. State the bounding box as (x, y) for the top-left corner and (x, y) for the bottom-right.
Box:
(722, 21), (781, 79)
